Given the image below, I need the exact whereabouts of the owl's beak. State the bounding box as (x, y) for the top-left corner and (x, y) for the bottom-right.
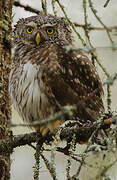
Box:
(35, 32), (40, 45)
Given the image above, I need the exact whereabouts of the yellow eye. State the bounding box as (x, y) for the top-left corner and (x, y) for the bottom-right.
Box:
(46, 28), (54, 35)
(26, 27), (33, 34)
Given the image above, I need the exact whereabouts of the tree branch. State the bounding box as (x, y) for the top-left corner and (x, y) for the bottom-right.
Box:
(88, 0), (113, 44)
(104, 0), (111, 7)
(0, 114), (116, 154)
(13, 1), (41, 15)
(0, 132), (40, 153)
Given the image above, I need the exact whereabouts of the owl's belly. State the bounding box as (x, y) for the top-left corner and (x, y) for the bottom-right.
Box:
(9, 62), (54, 123)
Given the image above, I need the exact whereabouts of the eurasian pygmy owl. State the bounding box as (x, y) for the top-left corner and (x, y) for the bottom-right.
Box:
(9, 15), (104, 136)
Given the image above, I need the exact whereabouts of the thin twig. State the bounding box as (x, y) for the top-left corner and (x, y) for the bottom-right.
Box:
(13, 1), (41, 15)
(88, 0), (113, 45)
(82, 0), (95, 65)
(10, 106), (75, 128)
(92, 52), (110, 77)
(83, 0), (93, 48)
(96, 158), (117, 179)
(9, 86), (117, 130)
(34, 142), (43, 180)
(82, 0), (111, 78)
(72, 125), (100, 179)
(28, 143), (36, 150)
(103, 73), (117, 86)
(107, 84), (111, 112)
(74, 23), (117, 31)
(13, 1), (117, 31)
(104, 0), (111, 7)
(51, 0), (57, 16)
(44, 147), (82, 163)
(9, 88), (101, 129)
(55, 0), (86, 47)
(50, 142), (57, 180)
(41, 153), (58, 180)
(41, 0), (47, 15)
(66, 134), (76, 179)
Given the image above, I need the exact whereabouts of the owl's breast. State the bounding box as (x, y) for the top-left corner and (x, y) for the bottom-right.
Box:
(9, 62), (54, 123)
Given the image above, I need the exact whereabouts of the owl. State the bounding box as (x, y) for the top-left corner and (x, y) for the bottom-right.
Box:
(9, 14), (104, 137)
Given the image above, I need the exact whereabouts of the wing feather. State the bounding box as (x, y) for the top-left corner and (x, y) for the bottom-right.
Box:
(41, 45), (104, 122)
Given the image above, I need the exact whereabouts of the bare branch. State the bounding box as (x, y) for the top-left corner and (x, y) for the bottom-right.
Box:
(88, 0), (113, 44)
(104, 0), (111, 7)
(13, 1), (41, 15)
(74, 23), (117, 31)
(33, 142), (43, 180)
(55, 0), (86, 47)
(66, 134), (76, 179)
(41, 0), (47, 15)
(104, 73), (117, 86)
(95, 158), (117, 179)
(83, 0), (93, 48)
(0, 132), (42, 154)
(107, 84), (111, 111)
(41, 153), (58, 180)
(51, 0), (57, 16)
(13, 1), (117, 31)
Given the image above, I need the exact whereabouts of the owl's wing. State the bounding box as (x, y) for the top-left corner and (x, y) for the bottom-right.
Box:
(42, 46), (104, 122)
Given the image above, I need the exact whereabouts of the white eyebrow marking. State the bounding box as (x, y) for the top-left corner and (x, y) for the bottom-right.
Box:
(26, 22), (36, 27)
(41, 23), (57, 28)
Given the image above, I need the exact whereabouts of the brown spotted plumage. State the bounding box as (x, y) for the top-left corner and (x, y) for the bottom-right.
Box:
(9, 15), (104, 136)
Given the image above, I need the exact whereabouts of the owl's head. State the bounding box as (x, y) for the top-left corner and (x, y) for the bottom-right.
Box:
(13, 15), (73, 47)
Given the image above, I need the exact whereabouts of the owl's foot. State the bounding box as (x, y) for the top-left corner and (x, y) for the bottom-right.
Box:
(35, 125), (50, 137)
(34, 120), (62, 137)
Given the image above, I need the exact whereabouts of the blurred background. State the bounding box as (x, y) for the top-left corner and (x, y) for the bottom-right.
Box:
(11, 0), (117, 179)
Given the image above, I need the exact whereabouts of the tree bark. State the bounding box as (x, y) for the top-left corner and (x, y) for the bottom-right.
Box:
(0, 0), (13, 179)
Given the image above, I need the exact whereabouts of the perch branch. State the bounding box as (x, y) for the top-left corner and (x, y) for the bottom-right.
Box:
(0, 132), (41, 154)
(0, 114), (116, 154)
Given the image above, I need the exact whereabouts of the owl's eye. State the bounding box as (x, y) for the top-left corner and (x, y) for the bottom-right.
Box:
(26, 26), (33, 34)
(46, 28), (54, 35)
